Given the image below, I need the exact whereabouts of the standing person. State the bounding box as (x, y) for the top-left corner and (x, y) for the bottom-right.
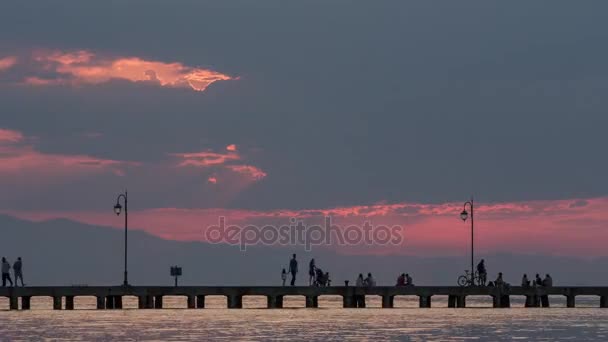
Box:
(495, 272), (504, 290)
(364, 273), (376, 287)
(281, 268), (287, 286)
(356, 273), (364, 287)
(13, 257), (24, 287)
(521, 274), (530, 287)
(308, 258), (316, 286)
(535, 274), (543, 287)
(543, 274), (553, 287)
(477, 259), (487, 286)
(1, 257), (12, 287)
(289, 254), (298, 286)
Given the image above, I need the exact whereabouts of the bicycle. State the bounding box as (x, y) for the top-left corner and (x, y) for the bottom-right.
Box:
(457, 270), (480, 287)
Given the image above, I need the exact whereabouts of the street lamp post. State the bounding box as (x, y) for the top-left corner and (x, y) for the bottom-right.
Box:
(114, 191), (129, 286)
(460, 198), (474, 286)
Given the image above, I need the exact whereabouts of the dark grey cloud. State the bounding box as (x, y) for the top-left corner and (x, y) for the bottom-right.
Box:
(1, 1), (608, 211)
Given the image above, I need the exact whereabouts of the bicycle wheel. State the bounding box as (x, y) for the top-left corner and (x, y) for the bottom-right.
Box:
(457, 275), (468, 287)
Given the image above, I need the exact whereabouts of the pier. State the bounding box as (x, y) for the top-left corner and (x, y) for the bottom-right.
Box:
(1, 286), (608, 310)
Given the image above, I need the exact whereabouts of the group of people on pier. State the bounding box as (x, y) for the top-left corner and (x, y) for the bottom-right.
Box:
(477, 259), (554, 289)
(282, 254), (332, 287)
(1, 257), (24, 287)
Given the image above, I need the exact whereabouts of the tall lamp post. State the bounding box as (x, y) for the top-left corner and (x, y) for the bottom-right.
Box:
(460, 198), (474, 286)
(114, 191), (129, 286)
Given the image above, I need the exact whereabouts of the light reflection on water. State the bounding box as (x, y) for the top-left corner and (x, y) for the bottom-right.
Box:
(0, 296), (607, 341)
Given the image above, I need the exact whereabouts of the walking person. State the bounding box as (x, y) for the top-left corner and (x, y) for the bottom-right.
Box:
(1, 257), (12, 287)
(281, 268), (287, 286)
(289, 254), (298, 286)
(308, 258), (316, 286)
(13, 257), (24, 287)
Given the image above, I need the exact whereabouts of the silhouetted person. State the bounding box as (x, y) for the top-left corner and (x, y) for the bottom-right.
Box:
(1, 257), (12, 287)
(405, 273), (414, 286)
(535, 273), (543, 286)
(325, 272), (331, 286)
(308, 258), (316, 286)
(356, 273), (364, 287)
(364, 272), (376, 287)
(543, 274), (553, 287)
(281, 268), (287, 286)
(477, 259), (487, 286)
(289, 254), (298, 286)
(396, 273), (405, 286)
(521, 274), (530, 287)
(495, 272), (504, 289)
(13, 257), (24, 287)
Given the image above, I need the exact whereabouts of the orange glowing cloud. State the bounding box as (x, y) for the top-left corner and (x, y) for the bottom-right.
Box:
(21, 49), (235, 92)
(0, 56), (17, 71)
(173, 151), (241, 167)
(226, 164), (267, 180)
(226, 144), (237, 151)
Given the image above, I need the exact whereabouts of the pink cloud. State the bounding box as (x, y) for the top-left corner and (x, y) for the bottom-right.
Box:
(0, 56), (17, 71)
(0, 128), (137, 182)
(226, 144), (237, 151)
(226, 164), (267, 180)
(18, 49), (235, 92)
(7, 197), (608, 257)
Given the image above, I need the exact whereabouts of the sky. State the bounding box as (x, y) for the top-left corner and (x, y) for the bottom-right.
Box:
(1, 1), (608, 258)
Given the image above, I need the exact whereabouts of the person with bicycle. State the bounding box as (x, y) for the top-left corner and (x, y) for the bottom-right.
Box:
(477, 259), (487, 286)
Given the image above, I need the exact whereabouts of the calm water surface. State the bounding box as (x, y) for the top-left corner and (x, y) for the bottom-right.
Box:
(1, 296), (607, 341)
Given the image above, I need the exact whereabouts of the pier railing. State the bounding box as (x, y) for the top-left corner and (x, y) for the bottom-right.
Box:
(1, 286), (607, 310)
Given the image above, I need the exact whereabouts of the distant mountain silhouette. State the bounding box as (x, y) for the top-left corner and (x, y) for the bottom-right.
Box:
(0, 214), (606, 286)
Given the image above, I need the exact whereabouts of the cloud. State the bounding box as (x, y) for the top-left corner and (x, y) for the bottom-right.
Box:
(0, 56), (17, 71)
(11, 49), (234, 92)
(173, 151), (241, 167)
(7, 196), (608, 257)
(0, 127), (137, 181)
(226, 164), (267, 180)
(226, 144), (237, 151)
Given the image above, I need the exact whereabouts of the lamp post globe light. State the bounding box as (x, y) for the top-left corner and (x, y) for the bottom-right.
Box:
(114, 191), (129, 286)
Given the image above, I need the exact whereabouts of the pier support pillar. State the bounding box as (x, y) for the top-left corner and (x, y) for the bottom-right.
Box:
(65, 296), (74, 310)
(502, 295), (511, 308)
(566, 295), (575, 308)
(187, 295), (196, 309)
(600, 296), (608, 308)
(196, 295), (205, 308)
(138, 296), (146, 309)
(105, 296), (115, 309)
(457, 296), (466, 308)
(305, 295), (318, 308)
(382, 295), (394, 308)
(342, 295), (355, 308)
(268, 295), (284, 308)
(355, 295), (366, 308)
(154, 295), (163, 309)
(525, 295), (540, 307)
(493, 296), (500, 308)
(145, 295), (154, 309)
(227, 295), (242, 309)
(419, 295), (431, 308)
(114, 296), (123, 309)
(53, 296), (62, 310)
(9, 296), (18, 310)
(21, 296), (31, 310)
(448, 295), (457, 308)
(96, 296), (105, 309)
(540, 295), (549, 308)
